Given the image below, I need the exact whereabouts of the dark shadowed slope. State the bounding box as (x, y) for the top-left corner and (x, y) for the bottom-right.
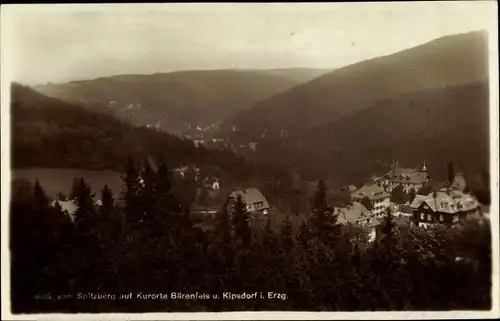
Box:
(223, 31), (488, 138)
(296, 82), (489, 184)
(33, 69), (307, 134)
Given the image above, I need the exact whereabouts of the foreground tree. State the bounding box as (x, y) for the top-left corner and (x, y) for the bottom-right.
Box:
(391, 184), (407, 205)
(309, 179), (338, 245)
(122, 157), (143, 224)
(447, 160), (455, 186)
(231, 195), (251, 249)
(99, 184), (114, 219)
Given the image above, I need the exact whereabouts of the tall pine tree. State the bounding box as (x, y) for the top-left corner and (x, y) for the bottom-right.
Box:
(281, 213), (294, 253)
(141, 158), (157, 224)
(33, 179), (49, 213)
(70, 177), (79, 200)
(74, 177), (95, 223)
(99, 184), (114, 220)
(309, 179), (338, 245)
(122, 157), (142, 224)
(447, 161), (455, 187)
(231, 194), (251, 249)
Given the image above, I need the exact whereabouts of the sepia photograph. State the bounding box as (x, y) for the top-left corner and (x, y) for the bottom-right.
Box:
(1, 2), (499, 319)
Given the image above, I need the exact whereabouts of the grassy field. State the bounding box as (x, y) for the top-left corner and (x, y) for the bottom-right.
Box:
(13, 168), (124, 201)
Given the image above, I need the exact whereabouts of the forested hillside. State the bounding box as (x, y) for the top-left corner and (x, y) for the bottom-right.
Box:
(297, 82), (490, 184)
(34, 69), (313, 134)
(222, 31), (488, 138)
(11, 83), (257, 183)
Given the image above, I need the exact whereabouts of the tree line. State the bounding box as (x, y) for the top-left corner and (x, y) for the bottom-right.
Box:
(10, 159), (491, 313)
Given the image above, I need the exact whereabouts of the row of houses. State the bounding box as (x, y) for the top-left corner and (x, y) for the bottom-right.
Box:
(345, 161), (482, 230)
(48, 160), (484, 245)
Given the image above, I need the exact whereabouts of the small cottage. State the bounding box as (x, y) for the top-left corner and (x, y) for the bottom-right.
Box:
(334, 201), (381, 243)
(229, 188), (270, 215)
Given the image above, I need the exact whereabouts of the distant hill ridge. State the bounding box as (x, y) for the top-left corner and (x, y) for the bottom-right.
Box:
(221, 30), (488, 137)
(11, 83), (257, 183)
(34, 68), (329, 134)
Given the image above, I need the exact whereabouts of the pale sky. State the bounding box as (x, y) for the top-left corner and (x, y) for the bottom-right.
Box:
(1, 2), (497, 85)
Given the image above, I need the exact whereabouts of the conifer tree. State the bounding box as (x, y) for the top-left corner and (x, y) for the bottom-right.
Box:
(33, 179), (49, 212)
(381, 207), (396, 248)
(74, 177), (95, 223)
(122, 157), (142, 224)
(309, 179), (338, 244)
(70, 177), (79, 200)
(231, 194), (251, 249)
(408, 188), (417, 203)
(391, 184), (406, 205)
(312, 179), (327, 212)
(99, 184), (114, 220)
(214, 198), (235, 272)
(216, 198), (233, 245)
(53, 199), (63, 215)
(140, 159), (157, 223)
(155, 162), (179, 222)
(263, 214), (277, 249)
(281, 213), (294, 253)
(447, 161), (455, 186)
(298, 219), (311, 248)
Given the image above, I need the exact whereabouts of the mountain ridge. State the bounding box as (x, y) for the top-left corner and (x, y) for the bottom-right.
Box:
(221, 30), (488, 138)
(33, 68), (329, 134)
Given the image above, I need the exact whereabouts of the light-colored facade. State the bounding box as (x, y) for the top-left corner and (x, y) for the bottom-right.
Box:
(351, 183), (391, 217)
(335, 202), (381, 243)
(229, 188), (270, 215)
(380, 161), (430, 193)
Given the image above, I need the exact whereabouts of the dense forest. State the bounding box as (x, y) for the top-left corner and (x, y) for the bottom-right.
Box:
(10, 158), (491, 313)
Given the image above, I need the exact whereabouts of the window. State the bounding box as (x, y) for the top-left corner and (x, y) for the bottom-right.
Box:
(453, 215), (459, 223)
(427, 214), (432, 221)
(439, 214), (444, 222)
(420, 213), (425, 220)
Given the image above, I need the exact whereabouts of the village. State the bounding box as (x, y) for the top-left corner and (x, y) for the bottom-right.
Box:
(50, 158), (487, 245)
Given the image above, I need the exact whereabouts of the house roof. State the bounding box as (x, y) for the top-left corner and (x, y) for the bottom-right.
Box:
(410, 188), (479, 214)
(347, 184), (358, 193)
(351, 183), (390, 201)
(51, 200), (78, 216)
(229, 188), (270, 209)
(384, 167), (429, 184)
(335, 201), (372, 225)
(410, 194), (428, 208)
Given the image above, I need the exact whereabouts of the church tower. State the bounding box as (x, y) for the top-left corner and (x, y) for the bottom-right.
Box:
(421, 161), (427, 172)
